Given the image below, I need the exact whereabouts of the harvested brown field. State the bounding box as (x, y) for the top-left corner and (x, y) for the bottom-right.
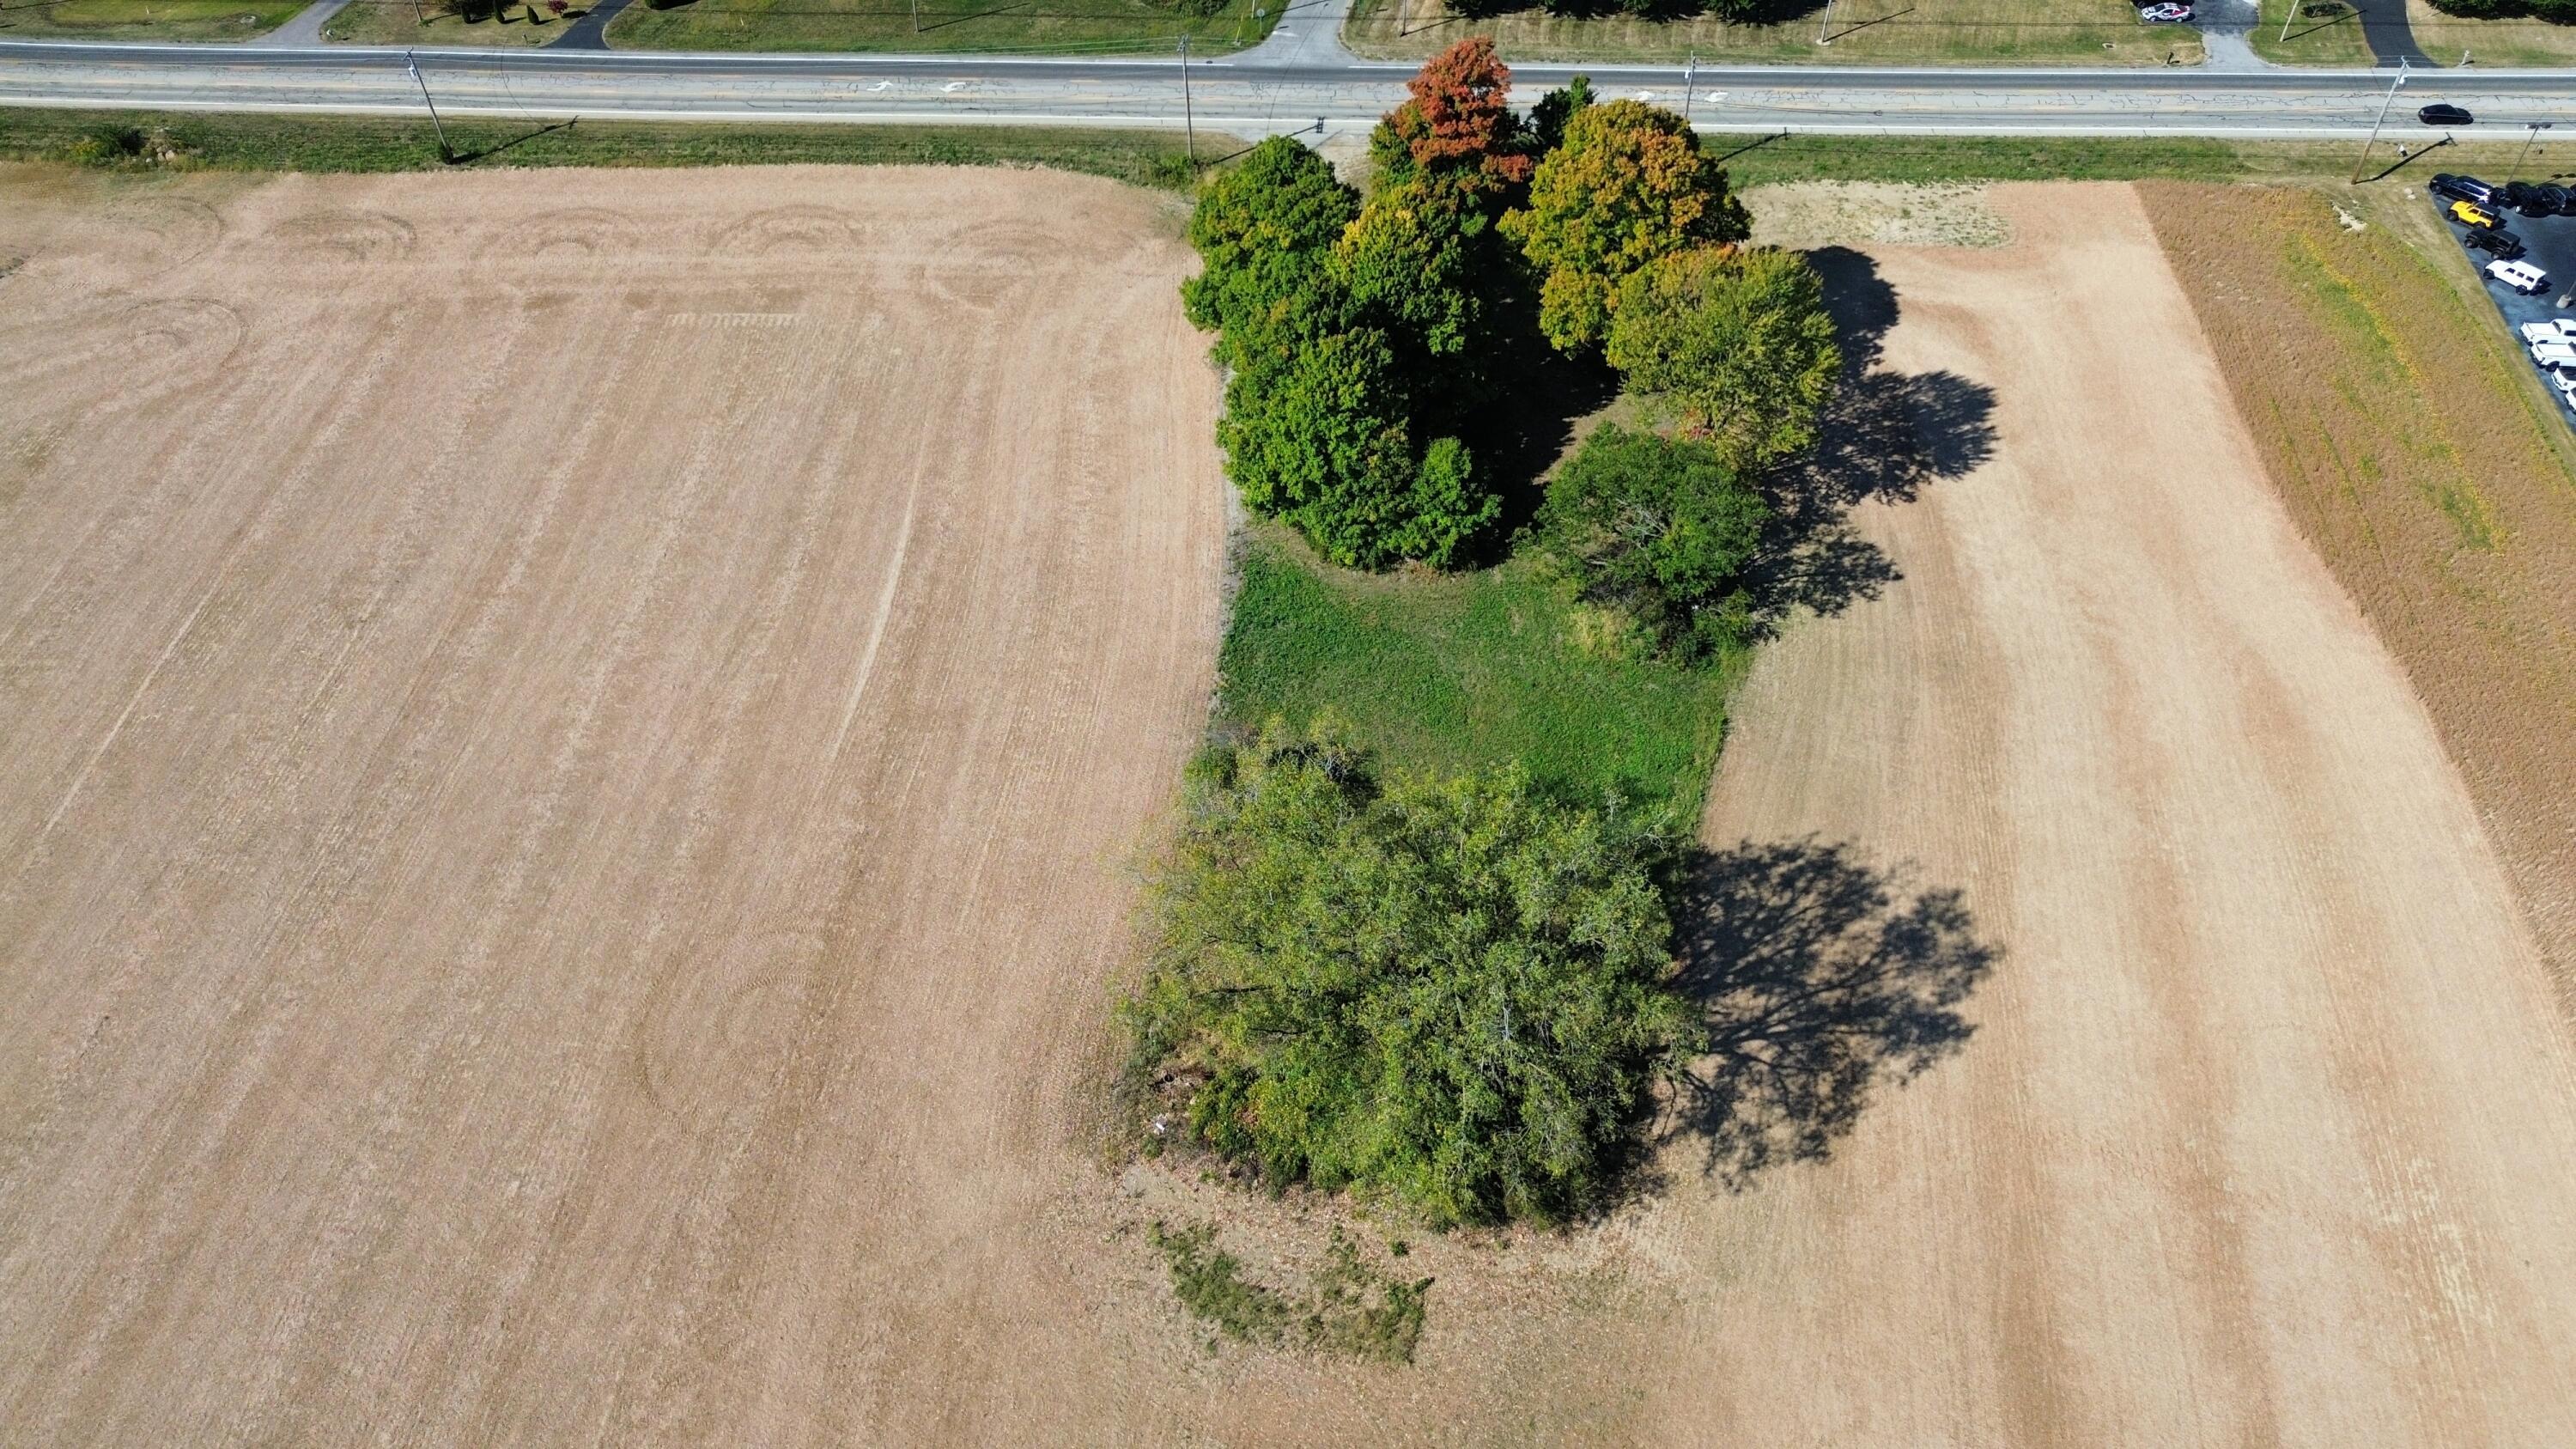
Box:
(2142, 180), (2576, 1008)
(1589, 185), (2576, 1445)
(0, 163), (1262, 1443)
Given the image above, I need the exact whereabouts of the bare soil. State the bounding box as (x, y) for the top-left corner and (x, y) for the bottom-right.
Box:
(0, 164), (1259, 1444)
(1601, 185), (2576, 1446)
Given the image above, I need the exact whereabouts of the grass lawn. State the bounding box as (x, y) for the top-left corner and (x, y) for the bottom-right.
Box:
(2138, 179), (2576, 1000)
(606, 0), (1279, 55)
(0, 109), (1215, 186)
(1216, 525), (1742, 831)
(2405, 0), (2576, 65)
(2247, 0), (2375, 64)
(0, 0), (303, 40)
(1344, 0), (2202, 65)
(323, 0), (568, 45)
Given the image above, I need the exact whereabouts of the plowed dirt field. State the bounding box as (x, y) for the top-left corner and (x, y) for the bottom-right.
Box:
(0, 166), (1235, 1443)
(1615, 185), (2576, 1447)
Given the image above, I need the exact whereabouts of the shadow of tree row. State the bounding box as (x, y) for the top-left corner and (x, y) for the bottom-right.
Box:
(1665, 837), (2001, 1189)
(1741, 246), (1996, 637)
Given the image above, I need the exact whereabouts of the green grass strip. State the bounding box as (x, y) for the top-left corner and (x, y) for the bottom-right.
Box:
(0, 108), (1210, 187)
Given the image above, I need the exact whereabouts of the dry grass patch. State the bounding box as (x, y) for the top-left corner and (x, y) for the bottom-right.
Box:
(1345, 0), (2202, 64)
(2140, 180), (2576, 1004)
(1745, 182), (2009, 250)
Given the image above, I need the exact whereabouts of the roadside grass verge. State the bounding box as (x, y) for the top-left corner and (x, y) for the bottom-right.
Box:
(1345, 0), (2200, 65)
(606, 0), (1279, 55)
(2248, 0), (2375, 64)
(2138, 180), (2576, 1008)
(0, 0), (304, 40)
(0, 109), (1214, 186)
(1690, 135), (2576, 189)
(2404, 0), (2576, 65)
(323, 0), (565, 45)
(1216, 523), (1742, 831)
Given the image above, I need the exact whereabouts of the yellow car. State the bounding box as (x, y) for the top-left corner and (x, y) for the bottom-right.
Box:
(2451, 198), (2503, 228)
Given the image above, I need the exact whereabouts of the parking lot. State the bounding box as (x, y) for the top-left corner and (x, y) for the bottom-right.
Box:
(2433, 180), (2576, 428)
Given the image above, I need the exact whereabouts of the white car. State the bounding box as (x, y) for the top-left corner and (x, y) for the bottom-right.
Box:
(2140, 2), (2193, 19)
(2533, 340), (2576, 368)
(2520, 320), (2576, 345)
(2488, 259), (2551, 294)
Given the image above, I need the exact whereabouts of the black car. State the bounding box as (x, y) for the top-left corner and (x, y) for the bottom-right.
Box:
(2432, 173), (2498, 204)
(2466, 226), (2526, 260)
(2419, 103), (2475, 126)
(2504, 180), (2541, 213)
(2518, 186), (2561, 218)
(2541, 183), (2576, 216)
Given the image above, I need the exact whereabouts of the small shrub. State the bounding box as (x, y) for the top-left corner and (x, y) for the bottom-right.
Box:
(1150, 1221), (1295, 1346)
(1540, 423), (1767, 661)
(1150, 1221), (1432, 1363)
(66, 125), (146, 167)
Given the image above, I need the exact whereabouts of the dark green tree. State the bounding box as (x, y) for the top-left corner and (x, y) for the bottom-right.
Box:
(1606, 246), (1841, 469)
(1541, 423), (1769, 660)
(1182, 136), (1360, 366)
(1126, 723), (1692, 1227)
(1215, 294), (1496, 570)
(1528, 74), (1595, 155)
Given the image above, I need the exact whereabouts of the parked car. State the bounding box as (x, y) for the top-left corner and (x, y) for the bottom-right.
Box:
(2431, 174), (2498, 204)
(2502, 181), (2539, 211)
(2488, 259), (2552, 295)
(2529, 340), (2576, 370)
(2555, 370), (2576, 412)
(2451, 198), (2504, 228)
(2518, 320), (2576, 345)
(2468, 226), (2526, 259)
(2536, 183), (2574, 216)
(2139, 2), (2192, 20)
(2419, 103), (2475, 126)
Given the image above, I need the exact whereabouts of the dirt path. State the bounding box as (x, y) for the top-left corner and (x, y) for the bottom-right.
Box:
(1619, 185), (2576, 1446)
(0, 166), (1236, 1444)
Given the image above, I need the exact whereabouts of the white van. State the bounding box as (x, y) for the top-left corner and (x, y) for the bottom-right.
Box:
(2488, 259), (2551, 295)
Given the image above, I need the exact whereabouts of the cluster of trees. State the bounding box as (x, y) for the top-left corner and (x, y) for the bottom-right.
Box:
(1126, 723), (1692, 1227)
(1145, 40), (1844, 1227)
(1187, 39), (1835, 603)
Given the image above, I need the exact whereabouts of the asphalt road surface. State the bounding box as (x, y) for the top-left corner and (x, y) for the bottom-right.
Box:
(7, 38), (2576, 138)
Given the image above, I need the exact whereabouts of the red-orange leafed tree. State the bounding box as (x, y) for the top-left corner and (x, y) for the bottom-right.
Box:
(1390, 36), (1532, 186)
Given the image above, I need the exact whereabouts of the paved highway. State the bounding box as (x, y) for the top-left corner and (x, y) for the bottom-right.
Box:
(5, 35), (2576, 140)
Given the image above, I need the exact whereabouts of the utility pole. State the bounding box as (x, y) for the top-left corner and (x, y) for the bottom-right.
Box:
(2514, 120), (2555, 180)
(406, 49), (452, 162)
(1682, 54), (1696, 123)
(2278, 0), (2296, 46)
(411, 0), (426, 25)
(1179, 33), (1195, 167)
(911, 0), (919, 32)
(2350, 56), (2408, 184)
(1815, 0), (1836, 45)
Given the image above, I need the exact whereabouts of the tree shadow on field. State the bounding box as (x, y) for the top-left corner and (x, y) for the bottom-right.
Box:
(1660, 837), (2000, 1190)
(1739, 247), (1999, 638)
